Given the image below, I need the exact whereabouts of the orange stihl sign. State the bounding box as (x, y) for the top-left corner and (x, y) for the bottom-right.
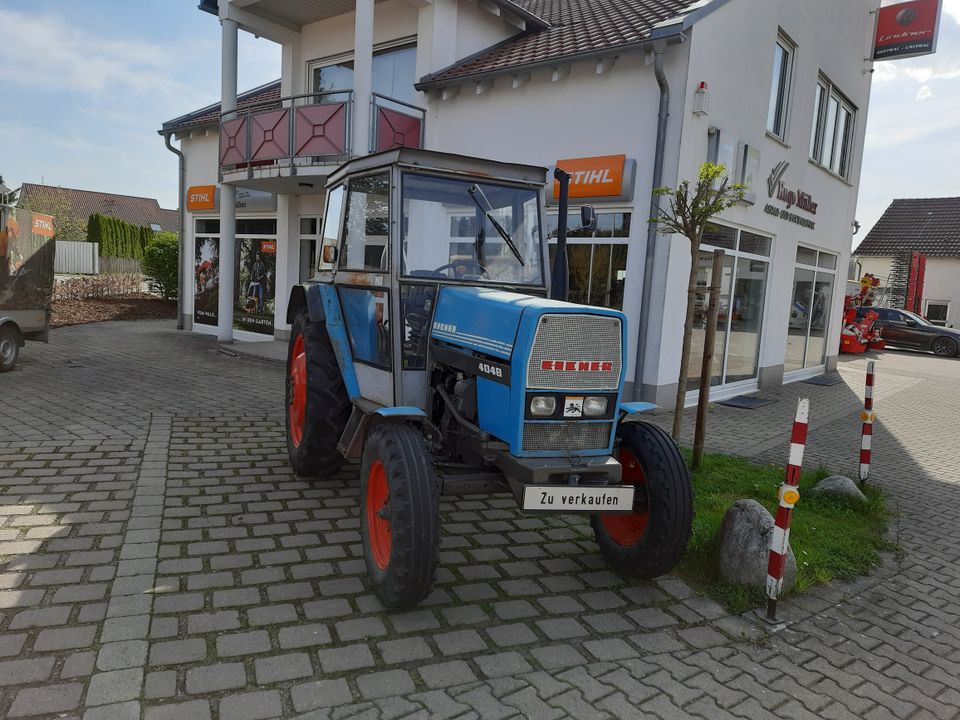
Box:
(187, 185), (217, 211)
(31, 213), (55, 238)
(553, 155), (626, 199)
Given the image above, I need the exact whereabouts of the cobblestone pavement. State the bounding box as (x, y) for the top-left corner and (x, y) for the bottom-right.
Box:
(1, 320), (959, 719)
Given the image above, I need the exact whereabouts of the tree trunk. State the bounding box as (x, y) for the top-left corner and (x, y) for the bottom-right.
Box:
(692, 249), (725, 469)
(672, 235), (702, 441)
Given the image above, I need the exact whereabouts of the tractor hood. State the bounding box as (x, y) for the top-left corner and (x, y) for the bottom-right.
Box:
(430, 287), (531, 360)
(429, 286), (622, 361)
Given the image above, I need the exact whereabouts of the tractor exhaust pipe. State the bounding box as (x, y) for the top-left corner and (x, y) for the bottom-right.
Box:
(550, 168), (570, 302)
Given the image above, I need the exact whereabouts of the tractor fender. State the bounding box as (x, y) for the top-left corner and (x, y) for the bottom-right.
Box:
(340, 405), (441, 459)
(287, 284), (326, 325)
(618, 402), (659, 424)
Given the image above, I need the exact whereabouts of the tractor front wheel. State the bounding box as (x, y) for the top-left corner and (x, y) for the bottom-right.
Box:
(591, 422), (692, 578)
(361, 423), (440, 608)
(286, 310), (351, 477)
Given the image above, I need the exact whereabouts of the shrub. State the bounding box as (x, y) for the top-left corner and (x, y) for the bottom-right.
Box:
(142, 234), (179, 300)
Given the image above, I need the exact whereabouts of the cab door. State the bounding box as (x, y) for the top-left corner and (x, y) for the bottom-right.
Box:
(333, 171), (395, 406)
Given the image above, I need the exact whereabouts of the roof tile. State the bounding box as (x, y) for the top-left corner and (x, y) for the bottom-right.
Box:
(18, 184), (179, 234)
(161, 81), (281, 133)
(417, 0), (698, 88)
(854, 198), (960, 259)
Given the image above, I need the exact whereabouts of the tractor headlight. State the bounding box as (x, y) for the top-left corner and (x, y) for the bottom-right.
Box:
(583, 396), (608, 417)
(529, 396), (557, 417)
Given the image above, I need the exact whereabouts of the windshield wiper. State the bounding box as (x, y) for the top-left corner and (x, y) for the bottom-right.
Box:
(467, 184), (525, 266)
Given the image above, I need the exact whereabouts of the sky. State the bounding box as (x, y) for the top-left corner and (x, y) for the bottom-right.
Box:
(0, 0), (957, 246)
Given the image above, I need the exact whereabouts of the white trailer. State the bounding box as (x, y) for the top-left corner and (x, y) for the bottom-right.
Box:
(0, 204), (55, 372)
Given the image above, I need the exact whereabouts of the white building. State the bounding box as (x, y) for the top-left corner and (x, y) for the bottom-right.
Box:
(854, 197), (960, 328)
(160, 0), (878, 405)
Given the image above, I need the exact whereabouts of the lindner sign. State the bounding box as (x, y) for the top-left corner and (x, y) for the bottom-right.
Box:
(873, 0), (942, 61)
(763, 162), (817, 230)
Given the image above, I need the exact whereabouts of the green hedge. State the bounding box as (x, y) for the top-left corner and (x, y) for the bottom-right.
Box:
(86, 213), (155, 259)
(143, 233), (179, 300)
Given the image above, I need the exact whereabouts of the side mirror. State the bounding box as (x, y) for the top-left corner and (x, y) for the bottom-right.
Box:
(580, 205), (597, 232)
(905, 319), (917, 327)
(321, 245), (338, 264)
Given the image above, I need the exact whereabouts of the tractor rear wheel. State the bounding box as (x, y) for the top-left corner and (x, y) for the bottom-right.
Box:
(361, 423), (440, 608)
(591, 422), (692, 578)
(286, 310), (351, 477)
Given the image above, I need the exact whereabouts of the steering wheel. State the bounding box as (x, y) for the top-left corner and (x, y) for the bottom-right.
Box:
(431, 260), (488, 279)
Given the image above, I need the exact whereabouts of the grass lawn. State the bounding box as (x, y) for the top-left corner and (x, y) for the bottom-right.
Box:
(676, 450), (893, 614)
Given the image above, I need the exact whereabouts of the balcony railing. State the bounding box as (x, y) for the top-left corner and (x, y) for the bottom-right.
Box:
(219, 90), (427, 176)
(370, 93), (425, 153)
(219, 90), (353, 175)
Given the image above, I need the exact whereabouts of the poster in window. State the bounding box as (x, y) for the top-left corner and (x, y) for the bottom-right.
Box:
(194, 236), (219, 327)
(234, 238), (277, 334)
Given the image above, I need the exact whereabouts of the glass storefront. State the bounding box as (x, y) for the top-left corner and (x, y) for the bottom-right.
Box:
(191, 218), (278, 335)
(546, 211), (631, 311)
(785, 246), (838, 372)
(686, 225), (770, 391)
(299, 216), (320, 282)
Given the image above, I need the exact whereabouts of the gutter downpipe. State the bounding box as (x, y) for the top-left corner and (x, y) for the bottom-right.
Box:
(633, 40), (670, 401)
(163, 132), (186, 331)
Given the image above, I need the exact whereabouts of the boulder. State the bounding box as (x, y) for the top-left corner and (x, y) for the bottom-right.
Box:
(716, 499), (797, 592)
(810, 475), (867, 503)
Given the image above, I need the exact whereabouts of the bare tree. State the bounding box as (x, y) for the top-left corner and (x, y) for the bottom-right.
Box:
(653, 163), (745, 442)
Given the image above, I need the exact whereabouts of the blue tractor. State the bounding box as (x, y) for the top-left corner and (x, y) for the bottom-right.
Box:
(285, 148), (692, 608)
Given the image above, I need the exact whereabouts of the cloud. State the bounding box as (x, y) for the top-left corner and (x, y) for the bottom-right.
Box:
(944, 0), (960, 24)
(916, 85), (933, 100)
(0, 8), (209, 106)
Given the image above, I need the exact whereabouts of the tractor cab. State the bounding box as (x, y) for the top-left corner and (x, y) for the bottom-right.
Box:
(285, 148), (692, 608)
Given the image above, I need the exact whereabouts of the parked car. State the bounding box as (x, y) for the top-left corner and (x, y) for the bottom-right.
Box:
(856, 307), (960, 357)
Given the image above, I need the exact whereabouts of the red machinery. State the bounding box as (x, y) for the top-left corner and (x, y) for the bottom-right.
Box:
(840, 274), (886, 354)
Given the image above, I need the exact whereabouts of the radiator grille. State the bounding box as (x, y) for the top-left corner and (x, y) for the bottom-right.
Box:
(522, 422), (613, 452)
(526, 314), (622, 390)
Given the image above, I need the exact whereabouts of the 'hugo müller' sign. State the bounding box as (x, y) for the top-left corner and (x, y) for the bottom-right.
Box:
(764, 161), (817, 230)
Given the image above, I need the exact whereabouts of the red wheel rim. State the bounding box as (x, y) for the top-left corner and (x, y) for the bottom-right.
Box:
(601, 447), (650, 547)
(288, 334), (307, 448)
(366, 460), (391, 570)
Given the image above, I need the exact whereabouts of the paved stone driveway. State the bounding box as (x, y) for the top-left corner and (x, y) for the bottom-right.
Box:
(1, 320), (959, 719)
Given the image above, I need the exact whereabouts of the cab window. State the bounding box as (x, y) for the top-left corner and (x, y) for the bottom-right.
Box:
(341, 173), (390, 272)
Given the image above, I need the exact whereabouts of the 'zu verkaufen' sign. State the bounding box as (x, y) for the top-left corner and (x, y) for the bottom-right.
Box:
(764, 161), (817, 230)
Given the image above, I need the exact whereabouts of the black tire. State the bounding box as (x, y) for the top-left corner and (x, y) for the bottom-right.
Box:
(285, 309), (351, 477)
(360, 423), (440, 609)
(931, 336), (958, 358)
(591, 422), (693, 578)
(0, 326), (19, 373)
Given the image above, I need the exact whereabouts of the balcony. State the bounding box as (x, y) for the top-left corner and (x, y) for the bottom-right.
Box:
(219, 91), (424, 190)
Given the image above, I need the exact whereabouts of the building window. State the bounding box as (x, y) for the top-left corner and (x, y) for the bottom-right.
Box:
(311, 43), (418, 105)
(925, 301), (949, 326)
(766, 33), (795, 139)
(545, 212), (631, 310)
(810, 76), (856, 179)
(299, 216), (320, 283)
(785, 246), (838, 372)
(687, 225), (771, 390)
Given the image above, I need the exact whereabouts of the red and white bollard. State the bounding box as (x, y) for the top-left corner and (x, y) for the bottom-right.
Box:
(859, 361), (875, 487)
(765, 397), (810, 623)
